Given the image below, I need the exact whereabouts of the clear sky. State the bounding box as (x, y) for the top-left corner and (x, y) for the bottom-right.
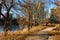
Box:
(18, 0), (58, 18)
(44, 3), (57, 18)
(42, 0), (57, 18)
(1, 0), (58, 18)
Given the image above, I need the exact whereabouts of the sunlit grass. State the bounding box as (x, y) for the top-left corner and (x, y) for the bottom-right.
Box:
(0, 25), (46, 40)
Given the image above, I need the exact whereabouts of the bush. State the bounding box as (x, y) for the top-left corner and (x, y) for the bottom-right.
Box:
(54, 26), (60, 31)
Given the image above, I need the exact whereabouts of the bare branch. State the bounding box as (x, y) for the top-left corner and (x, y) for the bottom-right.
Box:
(4, 4), (8, 9)
(0, 12), (5, 18)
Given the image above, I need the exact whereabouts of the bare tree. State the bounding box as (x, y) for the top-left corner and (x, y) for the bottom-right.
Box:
(4, 0), (14, 36)
(0, 0), (17, 37)
(17, 0), (45, 31)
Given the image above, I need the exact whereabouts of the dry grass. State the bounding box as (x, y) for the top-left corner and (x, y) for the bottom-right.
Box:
(0, 25), (46, 40)
(0, 24), (59, 40)
(53, 35), (60, 40)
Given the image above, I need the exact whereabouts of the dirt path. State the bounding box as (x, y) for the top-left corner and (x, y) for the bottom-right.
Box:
(24, 24), (60, 40)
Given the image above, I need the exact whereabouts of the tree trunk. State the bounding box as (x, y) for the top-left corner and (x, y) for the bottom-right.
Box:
(4, 19), (9, 40)
(4, 20), (9, 36)
(4, 12), (9, 37)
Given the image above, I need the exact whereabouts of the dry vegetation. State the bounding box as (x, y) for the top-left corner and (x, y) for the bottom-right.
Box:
(0, 25), (46, 40)
(52, 7), (60, 21)
(0, 24), (58, 40)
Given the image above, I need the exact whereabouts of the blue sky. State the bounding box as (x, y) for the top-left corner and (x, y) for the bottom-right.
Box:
(44, 3), (57, 18)
(1, 0), (58, 18)
(44, 0), (57, 18)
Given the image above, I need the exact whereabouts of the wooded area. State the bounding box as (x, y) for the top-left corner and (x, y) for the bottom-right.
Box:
(0, 0), (60, 40)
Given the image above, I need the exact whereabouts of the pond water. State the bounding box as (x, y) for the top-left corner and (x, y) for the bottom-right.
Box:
(0, 25), (25, 32)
